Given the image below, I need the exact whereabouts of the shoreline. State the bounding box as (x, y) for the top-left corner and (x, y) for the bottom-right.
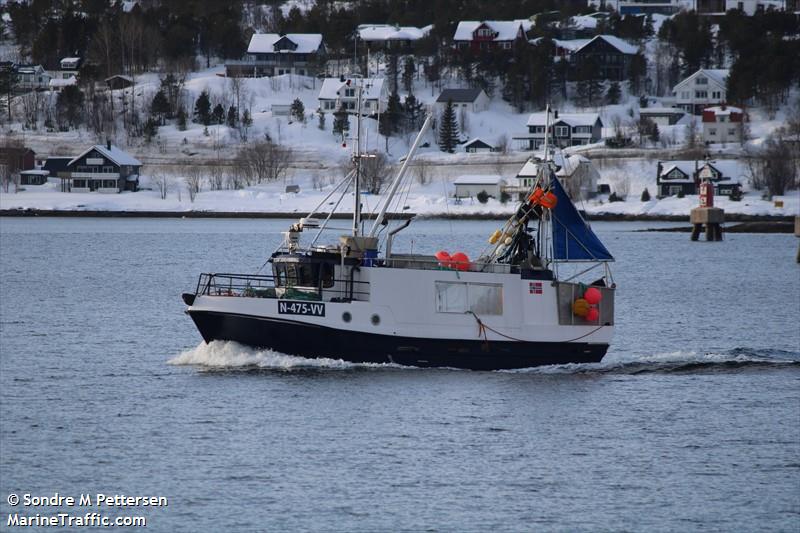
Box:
(0, 208), (795, 224)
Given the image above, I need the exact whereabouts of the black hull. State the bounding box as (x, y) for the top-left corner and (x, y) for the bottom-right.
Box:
(188, 310), (608, 371)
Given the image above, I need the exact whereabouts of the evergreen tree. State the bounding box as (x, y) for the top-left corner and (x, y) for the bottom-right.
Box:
(177, 106), (188, 131)
(641, 188), (651, 201)
(404, 93), (424, 133)
(55, 85), (84, 129)
(193, 90), (211, 125)
(402, 56), (415, 94)
(379, 92), (403, 137)
(290, 98), (305, 123)
(628, 53), (647, 96)
(575, 61), (601, 108)
(650, 122), (660, 143)
(212, 103), (225, 125)
(151, 90), (170, 125)
(332, 105), (349, 141)
(226, 105), (238, 127)
(605, 82), (621, 106)
(438, 99), (459, 153)
(386, 53), (399, 94)
(241, 109), (253, 127)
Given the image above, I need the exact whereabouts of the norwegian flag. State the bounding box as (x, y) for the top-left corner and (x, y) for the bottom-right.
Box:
(529, 282), (542, 295)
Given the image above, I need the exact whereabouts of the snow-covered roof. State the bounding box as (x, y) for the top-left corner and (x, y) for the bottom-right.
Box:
(69, 144), (142, 167)
(357, 24), (432, 41)
(453, 174), (506, 185)
(121, 1), (139, 13)
(20, 170), (50, 175)
(464, 138), (494, 148)
(247, 33), (323, 54)
(436, 88), (484, 103)
(659, 160), (744, 183)
(592, 35), (638, 54)
(318, 78), (385, 100)
(105, 74), (133, 82)
(453, 21), (524, 42)
(673, 69), (729, 92)
(705, 105), (743, 115)
(526, 112), (601, 127)
(517, 159), (543, 177)
(49, 77), (76, 88)
(60, 57), (80, 63)
(552, 38), (591, 52)
(640, 107), (685, 115)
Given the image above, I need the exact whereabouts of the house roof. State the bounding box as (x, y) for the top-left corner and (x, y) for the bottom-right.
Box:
(640, 107), (685, 115)
(436, 88), (484, 103)
(247, 33), (323, 54)
(526, 112), (601, 127)
(318, 78), (385, 100)
(453, 20), (524, 41)
(453, 174), (506, 185)
(357, 24), (432, 41)
(105, 74), (133, 82)
(659, 160), (744, 183)
(673, 68), (729, 93)
(705, 105), (743, 115)
(68, 144), (142, 167)
(464, 138), (493, 148)
(49, 77), (77, 88)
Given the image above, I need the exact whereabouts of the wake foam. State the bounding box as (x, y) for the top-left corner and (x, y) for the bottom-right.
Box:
(169, 340), (404, 371)
(505, 348), (800, 374)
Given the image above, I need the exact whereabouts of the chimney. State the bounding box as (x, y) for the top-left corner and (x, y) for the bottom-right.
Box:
(106, 139), (111, 150)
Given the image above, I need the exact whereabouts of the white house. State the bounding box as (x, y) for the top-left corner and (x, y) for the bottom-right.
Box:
(318, 78), (386, 115)
(702, 105), (744, 145)
(357, 24), (433, 49)
(509, 154), (598, 200)
(453, 175), (506, 199)
(57, 57), (81, 79)
(673, 69), (729, 115)
(226, 33), (325, 77)
(514, 112), (603, 150)
(435, 88), (490, 114)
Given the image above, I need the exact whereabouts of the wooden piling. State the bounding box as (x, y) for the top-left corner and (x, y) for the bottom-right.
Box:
(690, 207), (725, 242)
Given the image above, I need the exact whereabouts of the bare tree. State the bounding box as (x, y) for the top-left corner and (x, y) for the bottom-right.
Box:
(413, 158), (431, 185)
(684, 117), (699, 150)
(236, 140), (294, 184)
(611, 175), (631, 200)
(0, 138), (24, 193)
(152, 172), (169, 199)
(749, 131), (798, 198)
(360, 152), (390, 194)
(497, 133), (509, 155)
(184, 166), (203, 202)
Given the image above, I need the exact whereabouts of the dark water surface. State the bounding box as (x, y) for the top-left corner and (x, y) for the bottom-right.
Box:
(1, 217), (798, 532)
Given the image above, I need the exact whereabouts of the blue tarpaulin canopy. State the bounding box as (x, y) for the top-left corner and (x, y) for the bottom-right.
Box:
(549, 175), (614, 262)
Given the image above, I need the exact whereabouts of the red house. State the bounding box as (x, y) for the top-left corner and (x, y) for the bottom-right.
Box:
(453, 20), (528, 52)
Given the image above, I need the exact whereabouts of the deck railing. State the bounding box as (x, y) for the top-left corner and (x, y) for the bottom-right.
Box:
(194, 273), (370, 301)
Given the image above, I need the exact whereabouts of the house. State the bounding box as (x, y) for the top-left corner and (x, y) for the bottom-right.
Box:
(515, 112), (603, 150)
(453, 20), (527, 52)
(48, 76), (77, 92)
(19, 170), (50, 185)
(639, 107), (686, 126)
(656, 160), (742, 197)
(463, 138), (495, 153)
(617, 0), (681, 14)
(225, 33), (325, 78)
(557, 12), (609, 39)
(0, 146), (36, 171)
(57, 57), (81, 79)
(702, 105), (744, 144)
(673, 69), (729, 115)
(318, 78), (386, 115)
(42, 156), (73, 191)
(105, 75), (134, 90)
(435, 88), (490, 114)
(724, 0), (786, 14)
(14, 64), (51, 91)
(568, 35), (639, 81)
(508, 154), (599, 200)
(453, 175), (506, 199)
(356, 24), (433, 50)
(63, 142), (142, 193)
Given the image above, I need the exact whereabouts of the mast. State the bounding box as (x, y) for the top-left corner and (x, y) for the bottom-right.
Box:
(352, 81), (363, 236)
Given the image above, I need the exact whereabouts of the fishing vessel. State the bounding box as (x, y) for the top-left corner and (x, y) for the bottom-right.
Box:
(182, 93), (615, 370)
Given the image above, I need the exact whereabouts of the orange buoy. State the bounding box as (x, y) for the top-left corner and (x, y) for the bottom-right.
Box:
(435, 250), (452, 268)
(527, 188), (544, 205)
(572, 298), (590, 317)
(450, 252), (470, 271)
(538, 191), (558, 209)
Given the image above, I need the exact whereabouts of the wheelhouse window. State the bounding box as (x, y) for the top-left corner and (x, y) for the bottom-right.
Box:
(435, 282), (502, 315)
(274, 262), (334, 289)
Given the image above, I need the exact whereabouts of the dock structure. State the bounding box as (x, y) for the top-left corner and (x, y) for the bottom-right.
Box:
(795, 216), (799, 263)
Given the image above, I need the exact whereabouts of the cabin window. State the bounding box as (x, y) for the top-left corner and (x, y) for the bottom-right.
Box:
(435, 281), (502, 315)
(73, 179), (86, 187)
(274, 262), (333, 289)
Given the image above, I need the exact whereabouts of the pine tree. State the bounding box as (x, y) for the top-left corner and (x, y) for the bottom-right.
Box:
(641, 188), (651, 201)
(404, 93), (424, 132)
(226, 105), (238, 127)
(193, 90), (211, 125)
(212, 103), (224, 124)
(386, 53), (399, 94)
(402, 56), (415, 94)
(317, 111), (326, 130)
(151, 90), (170, 125)
(605, 82), (621, 105)
(438, 99), (459, 153)
(241, 109), (253, 127)
(177, 107), (188, 131)
(290, 98), (305, 123)
(332, 105), (349, 141)
(380, 92), (403, 137)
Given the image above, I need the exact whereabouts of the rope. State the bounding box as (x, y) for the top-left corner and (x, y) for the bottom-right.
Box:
(465, 310), (605, 344)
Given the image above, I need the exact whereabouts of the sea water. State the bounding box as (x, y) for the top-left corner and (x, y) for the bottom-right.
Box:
(0, 217), (798, 531)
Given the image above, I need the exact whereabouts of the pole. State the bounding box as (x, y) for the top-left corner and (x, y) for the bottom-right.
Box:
(353, 83), (362, 236)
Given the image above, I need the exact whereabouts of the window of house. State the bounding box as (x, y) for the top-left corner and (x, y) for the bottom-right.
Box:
(435, 282), (503, 315)
(324, 101), (335, 110)
(728, 128), (736, 136)
(103, 166), (114, 173)
(695, 90), (708, 98)
(344, 88), (355, 97)
(535, 126), (545, 133)
(696, 76), (708, 85)
(103, 179), (117, 188)
(709, 128), (717, 135)
(669, 186), (683, 195)
(73, 179), (86, 188)
(712, 91), (721, 99)
(502, 42), (511, 49)
(555, 126), (569, 137)
(681, 91), (689, 99)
